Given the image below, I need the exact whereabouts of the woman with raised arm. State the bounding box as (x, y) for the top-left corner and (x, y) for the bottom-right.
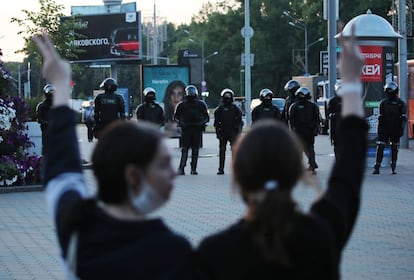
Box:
(196, 25), (367, 279)
(33, 32), (196, 279)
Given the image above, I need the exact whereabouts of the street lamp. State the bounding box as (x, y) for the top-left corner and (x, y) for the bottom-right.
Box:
(187, 36), (205, 82)
(185, 30), (218, 84)
(283, 11), (309, 75)
(308, 37), (324, 49)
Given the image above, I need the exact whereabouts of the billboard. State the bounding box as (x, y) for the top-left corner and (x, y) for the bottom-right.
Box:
(141, 65), (190, 103)
(69, 12), (142, 63)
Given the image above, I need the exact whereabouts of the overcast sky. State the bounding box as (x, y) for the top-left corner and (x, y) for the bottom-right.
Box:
(0, 0), (216, 62)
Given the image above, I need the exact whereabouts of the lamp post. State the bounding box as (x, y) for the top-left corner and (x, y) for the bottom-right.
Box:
(307, 37), (324, 72)
(185, 30), (218, 85)
(283, 11), (309, 75)
(188, 38), (205, 81)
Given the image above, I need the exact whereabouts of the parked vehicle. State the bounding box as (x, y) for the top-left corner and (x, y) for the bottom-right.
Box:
(250, 97), (286, 113)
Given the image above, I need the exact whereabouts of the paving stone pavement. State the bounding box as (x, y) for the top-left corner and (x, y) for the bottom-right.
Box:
(0, 123), (413, 280)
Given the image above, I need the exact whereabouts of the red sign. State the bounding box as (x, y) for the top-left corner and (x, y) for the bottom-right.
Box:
(360, 46), (383, 82)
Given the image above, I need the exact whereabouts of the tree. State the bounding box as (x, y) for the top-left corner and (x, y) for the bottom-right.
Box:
(10, 0), (84, 97)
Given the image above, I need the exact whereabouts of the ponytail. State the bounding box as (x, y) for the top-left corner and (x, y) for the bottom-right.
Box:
(248, 186), (296, 267)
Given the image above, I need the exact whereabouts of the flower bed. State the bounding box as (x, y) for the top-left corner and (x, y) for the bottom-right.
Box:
(0, 96), (42, 187)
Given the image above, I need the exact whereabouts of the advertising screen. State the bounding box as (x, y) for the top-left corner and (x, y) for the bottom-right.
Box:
(68, 12), (142, 63)
(141, 65), (190, 103)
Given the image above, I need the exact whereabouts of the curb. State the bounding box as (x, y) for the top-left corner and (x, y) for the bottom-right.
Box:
(0, 184), (44, 194)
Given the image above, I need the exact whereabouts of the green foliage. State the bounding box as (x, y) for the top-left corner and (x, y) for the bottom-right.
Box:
(24, 96), (43, 121)
(166, 0), (393, 107)
(10, 0), (82, 61)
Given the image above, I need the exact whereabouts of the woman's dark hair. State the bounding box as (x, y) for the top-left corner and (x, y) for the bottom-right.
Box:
(92, 120), (163, 203)
(63, 121), (162, 244)
(163, 80), (185, 122)
(232, 119), (304, 267)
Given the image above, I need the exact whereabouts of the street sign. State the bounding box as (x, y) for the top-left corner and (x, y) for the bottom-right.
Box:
(320, 50), (329, 75)
(241, 53), (254, 66)
(240, 26), (254, 38)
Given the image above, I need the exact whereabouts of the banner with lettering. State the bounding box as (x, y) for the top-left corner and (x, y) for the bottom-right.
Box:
(360, 46), (383, 82)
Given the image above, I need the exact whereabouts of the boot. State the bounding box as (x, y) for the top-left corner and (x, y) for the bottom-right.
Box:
(178, 148), (188, 175)
(218, 147), (226, 175)
(372, 164), (380, 175)
(373, 144), (384, 175)
(391, 162), (397, 175)
(391, 144), (398, 175)
(190, 149), (199, 175)
(308, 146), (317, 174)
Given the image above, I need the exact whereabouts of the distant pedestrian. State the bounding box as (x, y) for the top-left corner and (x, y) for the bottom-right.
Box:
(36, 84), (55, 155)
(373, 82), (407, 174)
(93, 77), (125, 139)
(213, 88), (243, 175)
(82, 100), (95, 142)
(136, 87), (165, 127)
(174, 85), (209, 175)
(281, 79), (300, 124)
(327, 82), (343, 158)
(251, 88), (281, 123)
(289, 87), (320, 174)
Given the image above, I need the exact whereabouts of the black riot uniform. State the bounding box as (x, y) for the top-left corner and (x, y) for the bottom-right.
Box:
(289, 87), (320, 174)
(36, 84), (55, 155)
(174, 85), (209, 175)
(214, 88), (243, 175)
(373, 82), (407, 174)
(251, 88), (281, 123)
(135, 87), (165, 127)
(282, 80), (300, 124)
(93, 78), (126, 139)
(327, 82), (343, 158)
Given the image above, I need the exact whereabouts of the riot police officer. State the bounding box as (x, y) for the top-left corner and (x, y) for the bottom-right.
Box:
(174, 85), (209, 175)
(373, 82), (407, 174)
(327, 81), (343, 158)
(289, 87), (320, 174)
(135, 87), (165, 127)
(93, 78), (126, 139)
(282, 79), (301, 124)
(36, 84), (55, 155)
(214, 88), (243, 175)
(251, 88), (281, 123)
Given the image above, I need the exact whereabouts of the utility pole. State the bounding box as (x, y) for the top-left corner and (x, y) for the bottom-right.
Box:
(243, 0), (253, 126)
(398, 0), (409, 148)
(328, 0), (337, 103)
(152, 0), (158, 65)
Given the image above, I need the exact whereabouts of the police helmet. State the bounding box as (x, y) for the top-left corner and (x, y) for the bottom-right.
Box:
(143, 87), (156, 100)
(384, 82), (399, 98)
(43, 84), (55, 96)
(100, 78), (118, 92)
(259, 88), (273, 101)
(284, 80), (301, 95)
(185, 85), (198, 97)
(295, 87), (311, 100)
(220, 88), (234, 101)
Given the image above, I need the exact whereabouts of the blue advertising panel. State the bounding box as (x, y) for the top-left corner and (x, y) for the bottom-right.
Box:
(141, 65), (190, 103)
(116, 88), (130, 117)
(67, 12), (142, 63)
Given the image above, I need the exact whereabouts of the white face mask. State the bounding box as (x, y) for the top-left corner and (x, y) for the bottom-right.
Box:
(129, 178), (167, 215)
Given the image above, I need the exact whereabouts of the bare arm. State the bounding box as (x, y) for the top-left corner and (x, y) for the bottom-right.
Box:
(337, 25), (365, 118)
